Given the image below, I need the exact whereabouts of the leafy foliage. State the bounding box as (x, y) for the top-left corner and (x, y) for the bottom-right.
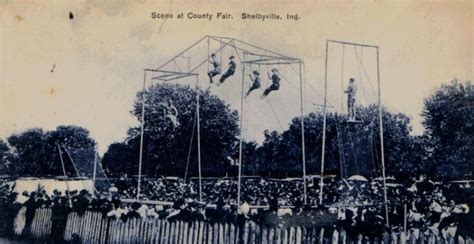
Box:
(5, 126), (96, 177)
(102, 83), (239, 177)
(4, 80), (471, 181)
(422, 80), (473, 179)
(252, 105), (422, 181)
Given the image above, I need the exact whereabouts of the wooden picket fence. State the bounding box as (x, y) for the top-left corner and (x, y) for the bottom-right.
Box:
(11, 208), (474, 243)
(13, 207), (52, 238)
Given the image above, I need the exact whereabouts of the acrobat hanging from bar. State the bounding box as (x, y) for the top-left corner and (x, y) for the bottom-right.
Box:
(216, 56), (236, 86)
(207, 53), (222, 84)
(344, 77), (357, 121)
(260, 68), (280, 99)
(246, 70), (261, 97)
(159, 99), (180, 128)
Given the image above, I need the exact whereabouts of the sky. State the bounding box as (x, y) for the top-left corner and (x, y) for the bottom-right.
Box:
(1, 1), (472, 155)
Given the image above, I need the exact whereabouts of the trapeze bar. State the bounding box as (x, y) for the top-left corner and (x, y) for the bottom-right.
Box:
(155, 70), (199, 75)
(151, 72), (197, 81)
(328, 39), (378, 49)
(144, 69), (199, 76)
(155, 36), (209, 71)
(189, 38), (234, 72)
(144, 68), (160, 72)
(152, 73), (178, 79)
(151, 73), (195, 80)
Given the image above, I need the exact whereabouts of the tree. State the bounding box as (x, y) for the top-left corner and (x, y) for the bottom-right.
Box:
(46, 125), (97, 177)
(422, 80), (473, 179)
(7, 128), (50, 176)
(6, 126), (96, 177)
(101, 141), (138, 176)
(0, 139), (12, 175)
(102, 83), (240, 177)
(257, 105), (420, 180)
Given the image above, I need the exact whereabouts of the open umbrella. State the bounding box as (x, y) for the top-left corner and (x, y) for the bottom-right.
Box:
(347, 175), (368, 182)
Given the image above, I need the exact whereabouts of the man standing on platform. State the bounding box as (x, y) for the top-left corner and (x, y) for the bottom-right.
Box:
(345, 78), (357, 120)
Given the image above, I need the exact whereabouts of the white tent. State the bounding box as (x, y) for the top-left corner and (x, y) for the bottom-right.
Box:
(12, 177), (94, 203)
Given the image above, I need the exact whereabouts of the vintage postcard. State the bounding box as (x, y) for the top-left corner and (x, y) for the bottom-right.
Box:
(0, 1), (472, 243)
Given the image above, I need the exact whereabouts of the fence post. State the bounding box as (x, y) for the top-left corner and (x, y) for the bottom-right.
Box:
(332, 228), (338, 244)
(319, 228), (325, 244)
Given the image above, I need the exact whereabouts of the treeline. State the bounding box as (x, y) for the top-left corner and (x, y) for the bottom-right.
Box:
(0, 80), (472, 181)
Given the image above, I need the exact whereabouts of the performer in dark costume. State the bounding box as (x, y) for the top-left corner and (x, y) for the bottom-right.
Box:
(217, 56), (236, 86)
(261, 68), (281, 99)
(246, 70), (261, 97)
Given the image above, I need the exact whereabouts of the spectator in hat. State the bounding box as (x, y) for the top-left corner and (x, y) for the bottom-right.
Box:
(217, 56), (237, 85)
(125, 202), (142, 221)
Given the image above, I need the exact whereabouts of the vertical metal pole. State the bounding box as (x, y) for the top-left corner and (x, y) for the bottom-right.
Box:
(319, 40), (329, 205)
(57, 143), (71, 206)
(207, 37), (211, 72)
(341, 44), (345, 112)
(403, 203), (407, 234)
(137, 70), (147, 199)
(92, 144), (98, 194)
(377, 47), (390, 226)
(299, 62), (307, 205)
(196, 76), (202, 202)
(237, 54), (246, 209)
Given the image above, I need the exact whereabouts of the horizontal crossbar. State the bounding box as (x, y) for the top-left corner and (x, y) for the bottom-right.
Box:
(328, 39), (378, 49)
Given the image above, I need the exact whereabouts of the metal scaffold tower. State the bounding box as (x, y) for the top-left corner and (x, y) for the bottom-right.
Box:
(136, 35), (308, 206)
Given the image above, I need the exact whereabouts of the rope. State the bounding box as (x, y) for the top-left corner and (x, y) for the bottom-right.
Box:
(192, 38), (233, 73)
(347, 127), (360, 176)
(173, 59), (182, 72)
(371, 120), (382, 176)
(97, 161), (112, 186)
(62, 146), (81, 177)
(369, 120), (378, 177)
(220, 41), (223, 66)
(241, 63), (250, 170)
(265, 97), (285, 131)
(232, 40), (242, 64)
(184, 111), (197, 181)
(289, 63), (334, 108)
(278, 69), (324, 110)
(353, 46), (377, 96)
(232, 42), (249, 145)
(335, 116), (347, 179)
(231, 40), (235, 57)
(353, 46), (368, 106)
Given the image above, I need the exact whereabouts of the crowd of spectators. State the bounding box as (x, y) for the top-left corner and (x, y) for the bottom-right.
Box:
(0, 176), (472, 241)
